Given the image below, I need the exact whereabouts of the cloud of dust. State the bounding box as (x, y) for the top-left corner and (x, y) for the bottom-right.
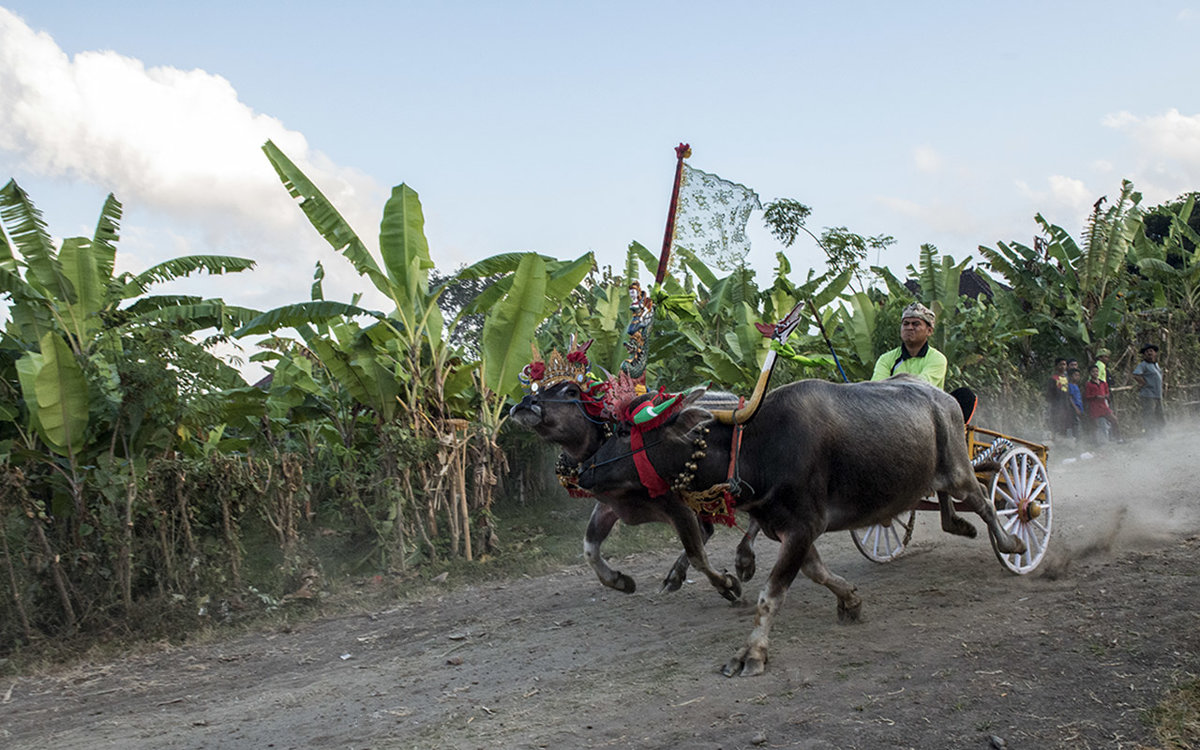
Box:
(1038, 419), (1200, 576)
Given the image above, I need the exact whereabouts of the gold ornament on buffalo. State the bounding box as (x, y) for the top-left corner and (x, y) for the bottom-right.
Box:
(519, 337), (595, 393)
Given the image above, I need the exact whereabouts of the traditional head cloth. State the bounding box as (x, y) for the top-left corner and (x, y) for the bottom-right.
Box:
(1096, 348), (1110, 357)
(901, 302), (936, 326)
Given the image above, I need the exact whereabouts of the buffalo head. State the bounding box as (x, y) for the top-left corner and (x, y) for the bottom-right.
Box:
(509, 381), (608, 463)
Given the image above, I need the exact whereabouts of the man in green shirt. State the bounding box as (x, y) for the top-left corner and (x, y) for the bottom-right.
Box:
(1094, 347), (1110, 385)
(871, 302), (947, 389)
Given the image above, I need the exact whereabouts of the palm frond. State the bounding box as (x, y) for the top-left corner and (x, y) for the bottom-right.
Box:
(124, 302), (263, 335)
(262, 140), (390, 294)
(233, 301), (385, 338)
(90, 193), (121, 282)
(122, 295), (204, 315)
(125, 255), (256, 296)
(0, 179), (71, 301)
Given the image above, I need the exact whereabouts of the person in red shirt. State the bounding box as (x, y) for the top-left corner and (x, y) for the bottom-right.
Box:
(1083, 364), (1122, 443)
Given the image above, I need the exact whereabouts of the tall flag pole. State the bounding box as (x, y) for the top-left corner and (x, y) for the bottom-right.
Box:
(622, 143), (691, 382)
(656, 142), (692, 284)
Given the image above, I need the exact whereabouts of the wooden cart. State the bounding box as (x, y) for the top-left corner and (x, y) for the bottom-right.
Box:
(849, 425), (1052, 575)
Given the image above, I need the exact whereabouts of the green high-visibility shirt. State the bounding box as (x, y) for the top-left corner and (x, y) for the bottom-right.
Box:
(871, 343), (948, 389)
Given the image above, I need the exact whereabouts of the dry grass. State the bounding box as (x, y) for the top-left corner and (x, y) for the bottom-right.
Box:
(1146, 674), (1200, 750)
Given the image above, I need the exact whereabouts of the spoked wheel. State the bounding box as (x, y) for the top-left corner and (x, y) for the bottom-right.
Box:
(989, 446), (1052, 574)
(850, 510), (917, 563)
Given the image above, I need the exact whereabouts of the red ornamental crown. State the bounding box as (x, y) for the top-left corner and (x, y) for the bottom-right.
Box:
(519, 337), (596, 393)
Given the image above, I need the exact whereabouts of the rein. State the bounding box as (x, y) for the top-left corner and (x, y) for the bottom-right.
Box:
(574, 435), (671, 499)
(530, 397), (609, 424)
(580, 436), (665, 472)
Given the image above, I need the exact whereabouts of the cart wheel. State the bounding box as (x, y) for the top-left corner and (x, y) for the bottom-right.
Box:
(989, 446), (1052, 574)
(850, 510), (916, 563)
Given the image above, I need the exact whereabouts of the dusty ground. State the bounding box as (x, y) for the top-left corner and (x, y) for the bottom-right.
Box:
(3, 426), (1199, 750)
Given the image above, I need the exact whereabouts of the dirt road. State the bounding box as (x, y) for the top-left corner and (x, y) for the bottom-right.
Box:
(3, 428), (1199, 749)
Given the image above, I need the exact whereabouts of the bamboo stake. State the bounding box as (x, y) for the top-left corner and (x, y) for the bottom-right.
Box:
(458, 432), (472, 561)
(122, 474), (135, 613)
(0, 502), (33, 640)
(11, 472), (76, 632)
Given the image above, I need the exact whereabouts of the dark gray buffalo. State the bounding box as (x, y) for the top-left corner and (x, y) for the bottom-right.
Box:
(577, 375), (1026, 677)
(510, 379), (752, 600)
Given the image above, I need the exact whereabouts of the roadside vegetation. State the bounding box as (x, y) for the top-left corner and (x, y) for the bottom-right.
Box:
(2, 146), (1199, 680)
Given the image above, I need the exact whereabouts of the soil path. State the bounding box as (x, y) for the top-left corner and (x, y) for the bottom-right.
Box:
(3, 427), (1199, 749)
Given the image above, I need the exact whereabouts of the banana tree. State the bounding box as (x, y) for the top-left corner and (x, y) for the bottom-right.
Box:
(978, 198), (1140, 369)
(0, 180), (271, 622)
(255, 141), (593, 562)
(0, 180), (262, 460)
(1132, 194), (1200, 317)
(609, 243), (849, 390)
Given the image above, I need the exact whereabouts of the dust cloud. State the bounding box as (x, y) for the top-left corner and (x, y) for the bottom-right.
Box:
(1038, 416), (1200, 575)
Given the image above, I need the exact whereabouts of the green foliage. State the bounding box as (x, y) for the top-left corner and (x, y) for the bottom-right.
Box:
(9, 163), (1200, 659)
(761, 198), (813, 248)
(820, 227), (895, 292)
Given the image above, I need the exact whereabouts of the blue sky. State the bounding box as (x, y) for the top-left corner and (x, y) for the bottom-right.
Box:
(2, 1), (1199, 327)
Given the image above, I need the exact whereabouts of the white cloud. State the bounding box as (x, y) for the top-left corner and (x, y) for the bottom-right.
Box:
(1016, 175), (1090, 210)
(912, 145), (942, 174)
(875, 194), (982, 239)
(1102, 108), (1200, 202)
(0, 7), (390, 313)
(1046, 175), (1094, 214)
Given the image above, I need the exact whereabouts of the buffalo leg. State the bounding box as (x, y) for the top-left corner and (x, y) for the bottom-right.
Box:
(662, 517), (714, 593)
(800, 544), (861, 623)
(723, 536), (862, 678)
(950, 485), (1026, 555)
(936, 490), (979, 538)
(662, 502), (741, 602)
(723, 527), (811, 677)
(735, 520), (760, 582)
(583, 502), (636, 593)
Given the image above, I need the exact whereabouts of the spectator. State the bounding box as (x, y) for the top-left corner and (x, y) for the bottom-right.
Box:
(1046, 358), (1073, 439)
(1131, 344), (1165, 437)
(1083, 364), (1121, 443)
(1094, 348), (1111, 385)
(1067, 368), (1084, 438)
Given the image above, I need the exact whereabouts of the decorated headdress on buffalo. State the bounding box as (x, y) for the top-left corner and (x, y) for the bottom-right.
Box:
(519, 336), (608, 416)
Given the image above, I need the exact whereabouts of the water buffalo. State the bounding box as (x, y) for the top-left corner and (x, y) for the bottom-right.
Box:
(510, 378), (753, 600)
(577, 375), (1026, 677)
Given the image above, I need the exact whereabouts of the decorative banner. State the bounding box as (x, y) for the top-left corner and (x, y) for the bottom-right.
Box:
(671, 164), (762, 271)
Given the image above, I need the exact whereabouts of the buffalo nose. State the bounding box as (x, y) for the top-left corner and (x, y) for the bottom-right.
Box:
(510, 395), (532, 416)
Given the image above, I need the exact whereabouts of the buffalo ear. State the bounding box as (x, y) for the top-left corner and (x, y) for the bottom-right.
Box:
(679, 386), (708, 408)
(670, 406), (713, 441)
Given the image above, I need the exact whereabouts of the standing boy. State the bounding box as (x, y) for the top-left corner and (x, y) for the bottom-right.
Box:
(1132, 344), (1165, 436)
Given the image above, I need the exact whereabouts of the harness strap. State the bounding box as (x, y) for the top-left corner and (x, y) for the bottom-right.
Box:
(727, 397), (745, 488)
(631, 427), (670, 498)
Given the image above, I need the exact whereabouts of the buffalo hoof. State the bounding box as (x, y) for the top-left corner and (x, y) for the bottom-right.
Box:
(606, 573), (637, 594)
(942, 516), (978, 539)
(993, 532), (1027, 555)
(735, 550), (756, 582)
(721, 647), (766, 677)
(660, 569), (686, 593)
(837, 597), (863, 623)
(718, 572), (742, 603)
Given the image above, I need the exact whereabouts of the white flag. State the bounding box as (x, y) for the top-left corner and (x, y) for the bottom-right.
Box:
(672, 164), (761, 271)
